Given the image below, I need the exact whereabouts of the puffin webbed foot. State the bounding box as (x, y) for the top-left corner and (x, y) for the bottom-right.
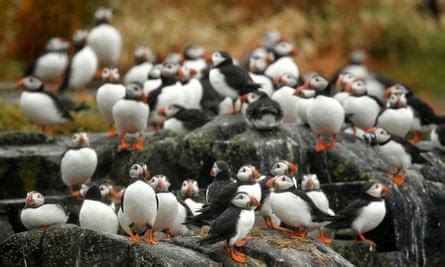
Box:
(145, 230), (157, 244)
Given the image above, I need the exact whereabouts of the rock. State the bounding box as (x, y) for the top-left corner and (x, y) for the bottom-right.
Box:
(0, 214), (14, 243)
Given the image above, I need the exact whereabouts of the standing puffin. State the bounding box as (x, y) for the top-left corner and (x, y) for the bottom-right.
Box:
(236, 165), (262, 202)
(267, 175), (334, 243)
(248, 56), (274, 96)
(118, 163), (158, 244)
(209, 51), (260, 113)
(242, 91), (283, 130)
(206, 161), (236, 204)
(79, 185), (118, 234)
(326, 182), (391, 247)
(20, 191), (68, 230)
(146, 175), (179, 238)
(431, 124), (445, 152)
(364, 128), (429, 185)
(198, 191), (259, 264)
(293, 81), (317, 125)
(96, 67), (126, 137)
(180, 179), (204, 216)
(60, 132), (97, 197)
(271, 73), (301, 123)
(59, 30), (98, 97)
(112, 82), (149, 150)
(124, 46), (156, 84)
(305, 74), (345, 152)
(158, 104), (211, 135)
(333, 72), (356, 105)
(87, 7), (122, 67)
(376, 91), (414, 138)
(182, 44), (208, 79)
(264, 40), (299, 81)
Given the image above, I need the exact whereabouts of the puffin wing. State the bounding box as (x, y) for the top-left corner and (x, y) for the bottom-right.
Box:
(221, 65), (260, 94)
(290, 188), (334, 222)
(175, 109), (210, 130)
(391, 135), (429, 164)
(198, 206), (240, 245)
(326, 197), (370, 229)
(408, 97), (445, 124)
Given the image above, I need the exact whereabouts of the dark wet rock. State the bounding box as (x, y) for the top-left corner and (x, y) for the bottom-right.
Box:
(0, 214), (14, 243)
(0, 131), (51, 146)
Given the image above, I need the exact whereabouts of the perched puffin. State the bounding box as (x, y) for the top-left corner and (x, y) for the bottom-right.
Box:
(112, 82), (149, 150)
(376, 92), (414, 138)
(79, 185), (118, 234)
(293, 82), (317, 125)
(79, 181), (121, 211)
(305, 74), (345, 152)
(267, 175), (334, 243)
(176, 65), (203, 109)
(198, 191), (259, 264)
(271, 73), (301, 123)
(59, 30), (98, 97)
(333, 72), (355, 105)
(209, 51), (260, 113)
(158, 104), (211, 135)
(205, 161), (236, 204)
(96, 67), (126, 136)
(118, 163), (158, 244)
(264, 40), (299, 81)
(180, 179), (204, 216)
(20, 191), (68, 230)
(60, 132), (97, 197)
(248, 56), (274, 96)
(146, 175), (179, 238)
(364, 128), (429, 185)
(124, 46), (156, 84)
(182, 44), (208, 79)
(326, 182), (391, 247)
(87, 7), (122, 67)
(242, 91), (283, 130)
(431, 124), (445, 152)
(26, 37), (70, 85)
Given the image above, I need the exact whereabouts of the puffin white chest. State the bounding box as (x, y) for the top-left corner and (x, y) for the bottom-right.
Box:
(237, 183), (262, 202)
(87, 24), (122, 66)
(152, 83), (186, 123)
(170, 202), (189, 236)
(229, 209), (255, 246)
(35, 53), (68, 80)
(184, 59), (207, 78)
(122, 181), (157, 228)
(143, 79), (162, 96)
(352, 200), (386, 233)
(20, 92), (67, 125)
(249, 73), (273, 96)
(69, 46), (98, 89)
(343, 96), (380, 129)
(184, 198), (203, 216)
(334, 92), (350, 105)
(20, 204), (68, 230)
(297, 97), (314, 124)
(209, 69), (238, 99)
(164, 118), (188, 135)
(377, 142), (412, 170)
(124, 63), (153, 84)
(182, 79), (204, 109)
(265, 57), (299, 79)
(60, 147), (98, 186)
(271, 86), (300, 123)
(306, 190), (333, 215)
(96, 84), (126, 123)
(377, 108), (414, 138)
(270, 192), (312, 228)
(112, 99), (149, 134)
(153, 192), (179, 231)
(307, 95), (345, 135)
(79, 199), (118, 234)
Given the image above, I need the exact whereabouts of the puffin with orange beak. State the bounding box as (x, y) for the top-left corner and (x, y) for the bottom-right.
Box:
(326, 182), (391, 248)
(376, 91), (414, 138)
(333, 72), (355, 105)
(236, 165), (263, 203)
(264, 40), (300, 82)
(180, 179), (204, 216)
(182, 44), (208, 79)
(60, 132), (97, 198)
(124, 46), (156, 85)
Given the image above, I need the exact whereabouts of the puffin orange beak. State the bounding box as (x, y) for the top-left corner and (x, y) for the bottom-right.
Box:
(204, 51), (213, 64)
(344, 82), (353, 93)
(142, 165), (150, 179)
(253, 169), (261, 180)
(25, 193), (33, 204)
(15, 80), (23, 91)
(250, 196), (260, 207)
(177, 68), (185, 81)
(158, 180), (165, 192)
(272, 75), (282, 86)
(266, 176), (276, 188)
(291, 47), (299, 57)
(110, 187), (122, 200)
(190, 68), (198, 77)
(306, 178), (314, 189)
(383, 87), (392, 99)
(288, 162), (298, 175)
(335, 76), (343, 89)
(210, 166), (217, 176)
(142, 95), (149, 104)
(157, 107), (167, 117)
(293, 88), (304, 97)
(187, 184), (194, 196)
(250, 63), (258, 73)
(240, 93), (250, 104)
(365, 127), (376, 133)
(265, 53), (274, 64)
(382, 184), (392, 196)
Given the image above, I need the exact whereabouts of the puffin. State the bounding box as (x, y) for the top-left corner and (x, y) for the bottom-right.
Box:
(60, 132), (98, 197)
(248, 56), (274, 96)
(376, 91), (414, 138)
(95, 67), (126, 137)
(305, 74), (346, 152)
(176, 65), (203, 109)
(124, 46), (156, 84)
(242, 91), (283, 130)
(267, 175), (334, 243)
(79, 181), (121, 211)
(118, 163), (158, 244)
(182, 44), (208, 79)
(205, 161), (236, 204)
(271, 73), (301, 123)
(16, 76), (77, 134)
(343, 78), (382, 132)
(25, 37), (70, 85)
(59, 30), (98, 98)
(158, 104), (211, 135)
(236, 165), (262, 202)
(79, 185), (118, 234)
(293, 81), (317, 125)
(364, 128), (429, 185)
(326, 182), (391, 247)
(431, 124), (445, 152)
(112, 82), (149, 150)
(87, 7), (122, 67)
(143, 64), (163, 96)
(333, 72), (356, 105)
(146, 175), (180, 238)
(180, 179), (204, 216)
(20, 191), (68, 230)
(209, 51), (260, 113)
(198, 191), (259, 264)
(264, 40), (299, 81)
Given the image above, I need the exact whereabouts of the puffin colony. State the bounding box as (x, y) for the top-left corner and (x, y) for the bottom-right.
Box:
(16, 7), (443, 264)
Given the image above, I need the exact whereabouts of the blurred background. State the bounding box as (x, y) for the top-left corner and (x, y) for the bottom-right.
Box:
(0, 0), (444, 131)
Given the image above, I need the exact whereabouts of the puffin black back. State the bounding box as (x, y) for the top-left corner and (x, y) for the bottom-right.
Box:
(85, 185), (103, 202)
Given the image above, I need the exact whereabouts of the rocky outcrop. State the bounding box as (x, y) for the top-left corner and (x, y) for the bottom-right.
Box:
(0, 114), (444, 266)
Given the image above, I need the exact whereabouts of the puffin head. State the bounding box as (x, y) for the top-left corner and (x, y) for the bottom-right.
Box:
(125, 82), (147, 102)
(129, 163), (150, 181)
(134, 46), (156, 65)
(270, 160), (298, 176)
(237, 165), (261, 183)
(274, 72), (298, 88)
(101, 67), (120, 82)
(210, 161), (230, 177)
(335, 72), (355, 92)
(181, 179), (200, 197)
(249, 57), (268, 74)
(15, 76), (43, 92)
(296, 73), (328, 93)
(266, 175), (297, 192)
(231, 191), (259, 209)
(386, 92), (407, 109)
(261, 30), (282, 50)
(184, 44), (205, 60)
(95, 7), (113, 25)
(273, 40), (298, 57)
(211, 51), (232, 67)
(147, 175), (171, 192)
(365, 182), (391, 198)
(350, 79), (367, 96)
(72, 30), (88, 50)
(383, 84), (409, 100)
(158, 104), (184, 118)
(45, 37), (69, 52)
(301, 174), (320, 191)
(71, 132), (90, 148)
(25, 191), (45, 207)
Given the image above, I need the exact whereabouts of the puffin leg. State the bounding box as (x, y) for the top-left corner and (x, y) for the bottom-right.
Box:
(145, 229), (157, 244)
(67, 187), (81, 199)
(325, 134), (337, 149)
(318, 227), (333, 244)
(410, 131), (422, 144)
(117, 133), (131, 151)
(133, 132), (144, 150)
(235, 239), (246, 247)
(107, 124), (117, 138)
(244, 235), (253, 240)
(392, 169), (405, 186)
(225, 245), (246, 263)
(359, 233), (376, 247)
(263, 216), (272, 228)
(315, 135), (328, 152)
(128, 224), (140, 243)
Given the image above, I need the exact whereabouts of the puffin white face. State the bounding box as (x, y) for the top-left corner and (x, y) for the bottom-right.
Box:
(365, 183), (391, 198)
(301, 174), (320, 190)
(46, 37), (69, 51)
(149, 64), (162, 79)
(71, 132), (89, 147)
(135, 46), (156, 63)
(336, 72), (355, 91)
(147, 175), (170, 192)
(102, 68), (120, 82)
(387, 93), (407, 108)
(271, 175), (296, 191)
(309, 75), (329, 92)
(125, 83), (145, 101)
(231, 192), (259, 209)
(249, 57), (268, 73)
(251, 47), (267, 60)
(165, 104), (182, 117)
(237, 165), (261, 183)
(212, 52), (227, 67)
(161, 63), (180, 78)
(25, 191), (45, 207)
(129, 163), (149, 180)
(350, 79), (367, 95)
(270, 160), (298, 176)
(72, 30), (88, 46)
(181, 179), (199, 197)
(18, 76), (43, 91)
(273, 41), (295, 57)
(95, 7), (113, 23)
(210, 162), (220, 177)
(374, 128), (391, 144)
(164, 53), (182, 64)
(279, 73), (298, 87)
(99, 184), (112, 197)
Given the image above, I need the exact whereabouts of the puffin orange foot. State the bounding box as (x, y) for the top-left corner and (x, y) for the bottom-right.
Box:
(129, 234), (140, 243)
(392, 174), (405, 186)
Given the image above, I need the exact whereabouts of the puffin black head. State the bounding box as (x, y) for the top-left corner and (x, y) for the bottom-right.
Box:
(161, 63), (180, 83)
(181, 179), (200, 197)
(72, 30), (88, 51)
(147, 174), (171, 192)
(70, 132), (90, 148)
(158, 104), (185, 118)
(125, 82), (147, 102)
(301, 174), (321, 191)
(266, 175), (298, 192)
(95, 7), (113, 25)
(231, 191), (260, 210)
(184, 44), (205, 60)
(84, 185), (103, 201)
(129, 163), (150, 181)
(210, 161), (230, 178)
(272, 40), (297, 58)
(211, 51), (233, 67)
(363, 182), (391, 199)
(237, 165), (262, 183)
(270, 160), (298, 176)
(101, 68), (120, 83)
(24, 191), (45, 208)
(134, 46), (156, 65)
(15, 76), (44, 92)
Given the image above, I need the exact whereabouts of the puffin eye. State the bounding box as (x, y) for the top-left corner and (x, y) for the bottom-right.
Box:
(281, 177), (286, 181)
(239, 195), (244, 199)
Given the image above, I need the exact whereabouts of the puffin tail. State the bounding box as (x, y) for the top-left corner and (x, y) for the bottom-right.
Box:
(198, 233), (221, 247)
